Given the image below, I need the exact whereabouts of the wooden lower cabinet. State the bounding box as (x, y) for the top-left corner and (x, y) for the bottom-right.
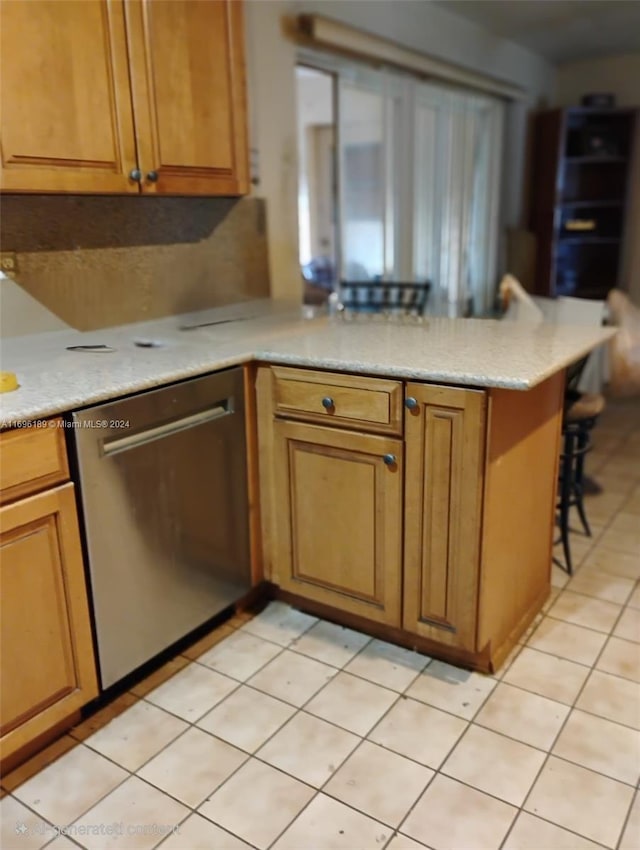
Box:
(257, 365), (562, 672)
(273, 419), (403, 626)
(403, 383), (487, 652)
(0, 484), (98, 763)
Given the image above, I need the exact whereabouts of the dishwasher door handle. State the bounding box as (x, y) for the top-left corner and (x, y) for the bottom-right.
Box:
(102, 403), (231, 456)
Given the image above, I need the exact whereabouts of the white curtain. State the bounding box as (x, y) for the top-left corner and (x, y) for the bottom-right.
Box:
(413, 84), (504, 315)
(331, 61), (505, 314)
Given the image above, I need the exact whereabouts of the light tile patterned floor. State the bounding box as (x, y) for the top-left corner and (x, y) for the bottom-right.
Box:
(1, 401), (639, 850)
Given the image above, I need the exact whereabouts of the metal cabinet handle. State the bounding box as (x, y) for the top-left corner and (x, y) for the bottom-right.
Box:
(103, 405), (230, 456)
(405, 397), (418, 410)
(383, 453), (397, 466)
(129, 168), (142, 182)
(321, 397), (334, 410)
(146, 170), (159, 183)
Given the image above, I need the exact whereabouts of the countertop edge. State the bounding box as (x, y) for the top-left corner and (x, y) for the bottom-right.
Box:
(0, 313), (617, 425)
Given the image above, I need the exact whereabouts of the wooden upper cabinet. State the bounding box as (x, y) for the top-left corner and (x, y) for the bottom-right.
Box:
(125, 0), (249, 195)
(0, 0), (138, 193)
(0, 0), (249, 195)
(403, 383), (487, 652)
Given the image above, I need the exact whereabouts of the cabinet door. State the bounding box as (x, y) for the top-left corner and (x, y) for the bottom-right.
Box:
(274, 420), (402, 626)
(0, 485), (98, 761)
(0, 0), (138, 193)
(125, 0), (249, 195)
(403, 383), (486, 651)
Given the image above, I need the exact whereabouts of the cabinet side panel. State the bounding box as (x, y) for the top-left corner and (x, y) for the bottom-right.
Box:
(478, 373), (564, 656)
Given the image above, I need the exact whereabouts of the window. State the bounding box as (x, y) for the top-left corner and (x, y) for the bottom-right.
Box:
(296, 56), (505, 315)
(339, 81), (399, 281)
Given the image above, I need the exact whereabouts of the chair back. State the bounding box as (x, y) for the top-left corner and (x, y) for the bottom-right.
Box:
(339, 281), (431, 315)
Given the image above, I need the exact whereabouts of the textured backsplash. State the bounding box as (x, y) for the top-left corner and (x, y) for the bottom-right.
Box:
(0, 195), (270, 331)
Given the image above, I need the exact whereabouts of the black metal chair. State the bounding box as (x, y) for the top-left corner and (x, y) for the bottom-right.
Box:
(339, 280), (431, 315)
(556, 357), (605, 574)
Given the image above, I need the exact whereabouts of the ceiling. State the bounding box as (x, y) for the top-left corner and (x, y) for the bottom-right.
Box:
(438, 0), (640, 63)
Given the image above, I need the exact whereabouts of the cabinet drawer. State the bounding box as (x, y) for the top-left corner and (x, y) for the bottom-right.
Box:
(272, 367), (403, 435)
(0, 421), (69, 504)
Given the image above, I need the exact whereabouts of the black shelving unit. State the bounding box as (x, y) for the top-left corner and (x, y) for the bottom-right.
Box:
(530, 107), (638, 299)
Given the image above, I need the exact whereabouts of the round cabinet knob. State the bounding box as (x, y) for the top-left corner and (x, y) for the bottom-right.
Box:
(146, 170), (159, 183)
(383, 453), (397, 466)
(405, 396), (418, 410)
(321, 397), (334, 410)
(129, 168), (142, 182)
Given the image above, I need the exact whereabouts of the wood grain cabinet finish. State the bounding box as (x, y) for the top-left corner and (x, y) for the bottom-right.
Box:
(273, 419), (403, 626)
(0, 0), (248, 195)
(125, 0), (249, 195)
(272, 367), (403, 435)
(0, 484), (98, 762)
(0, 422), (69, 505)
(257, 366), (562, 671)
(403, 383), (487, 652)
(0, 0), (138, 193)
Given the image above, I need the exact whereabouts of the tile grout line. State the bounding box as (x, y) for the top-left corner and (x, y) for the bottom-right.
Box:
(256, 637), (437, 850)
(131, 613), (639, 845)
(615, 787), (638, 850)
(139, 630), (328, 849)
(7, 753), (134, 850)
(505, 555), (637, 850)
(147, 619), (377, 850)
(6, 619), (311, 850)
(6, 516), (639, 850)
(133, 619), (403, 848)
(392, 658), (512, 841)
(259, 645), (418, 849)
(517, 622), (640, 685)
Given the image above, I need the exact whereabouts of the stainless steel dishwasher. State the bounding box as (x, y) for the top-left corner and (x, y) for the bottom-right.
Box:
(72, 368), (251, 689)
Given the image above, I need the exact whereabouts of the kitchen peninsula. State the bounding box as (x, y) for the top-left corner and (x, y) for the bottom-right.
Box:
(0, 303), (615, 421)
(0, 303), (615, 765)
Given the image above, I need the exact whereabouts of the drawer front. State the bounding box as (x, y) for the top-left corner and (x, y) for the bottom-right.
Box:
(272, 367), (403, 434)
(0, 420), (69, 504)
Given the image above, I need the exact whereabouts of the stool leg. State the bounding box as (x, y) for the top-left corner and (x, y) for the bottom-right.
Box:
(559, 431), (574, 575)
(574, 427), (592, 537)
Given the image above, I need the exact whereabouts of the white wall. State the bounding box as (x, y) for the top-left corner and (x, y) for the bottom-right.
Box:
(245, 0), (556, 301)
(555, 54), (640, 303)
(556, 54), (640, 108)
(245, 0), (300, 300)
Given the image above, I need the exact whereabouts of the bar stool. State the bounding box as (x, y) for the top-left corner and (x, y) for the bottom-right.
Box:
(556, 392), (605, 574)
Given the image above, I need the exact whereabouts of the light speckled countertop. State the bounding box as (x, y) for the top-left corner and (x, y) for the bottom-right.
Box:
(0, 300), (615, 425)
